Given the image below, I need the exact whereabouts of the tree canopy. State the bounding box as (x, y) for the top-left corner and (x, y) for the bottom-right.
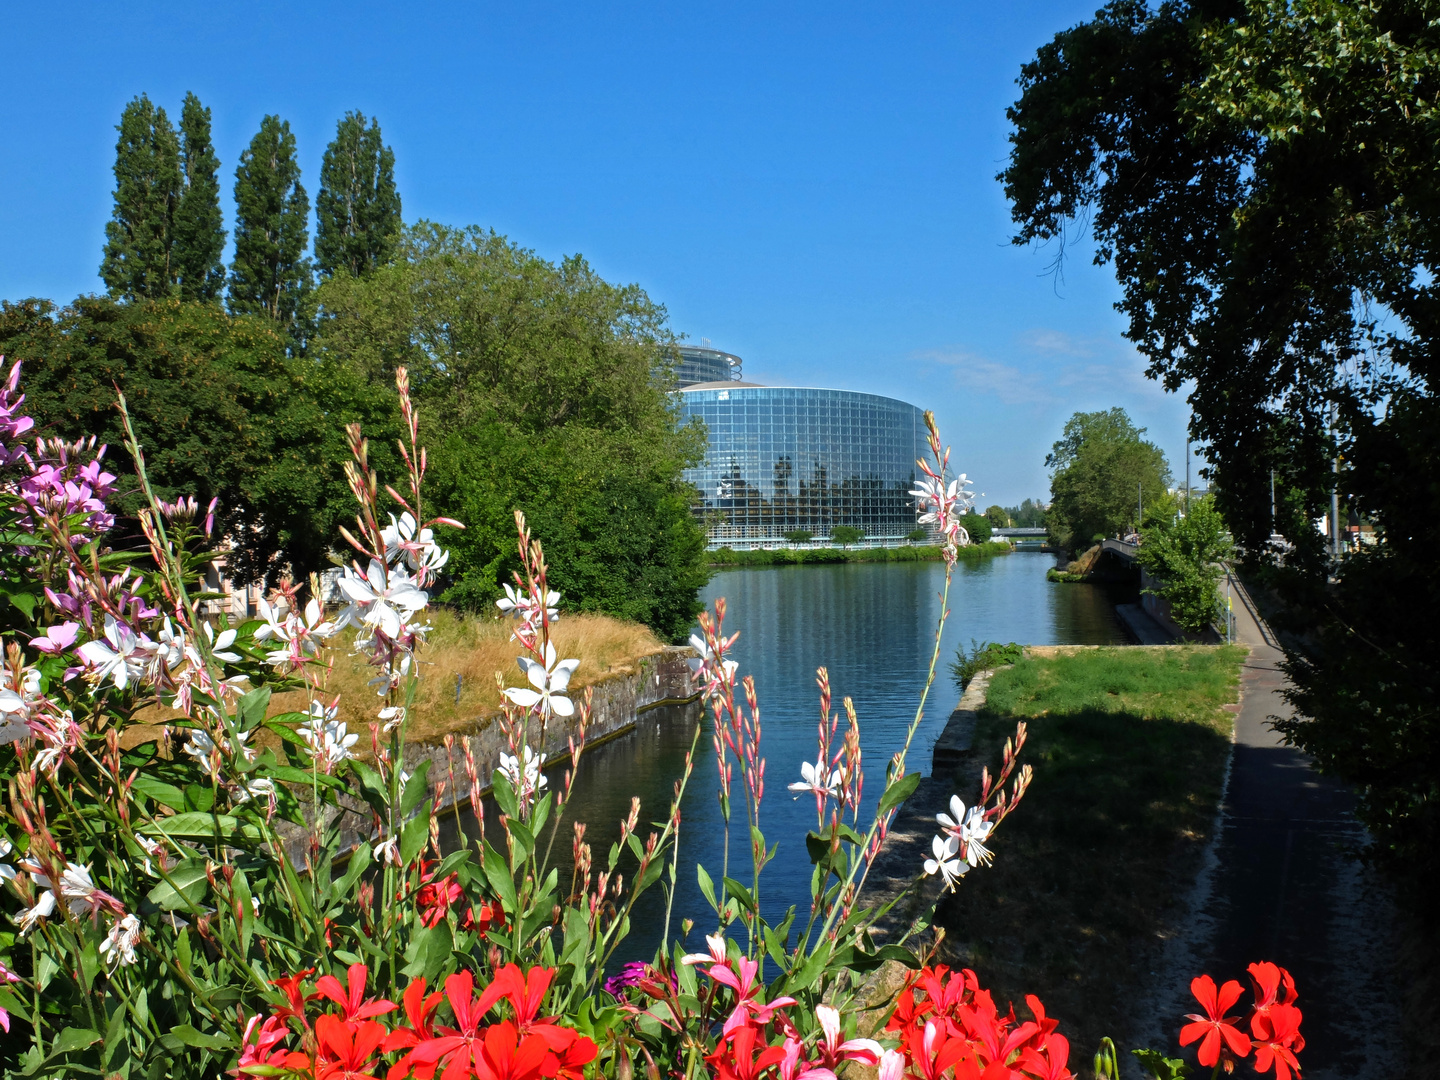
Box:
(229, 116), (312, 348)
(100, 95), (181, 301)
(1045, 408), (1170, 550)
(0, 296), (330, 586)
(173, 93), (226, 303)
(315, 111), (402, 279)
(1005, 0), (1440, 890)
(311, 223), (710, 640)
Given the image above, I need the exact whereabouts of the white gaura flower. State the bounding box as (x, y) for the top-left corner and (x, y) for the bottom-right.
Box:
(202, 621), (242, 664)
(382, 512), (449, 576)
(936, 794), (995, 868)
(184, 727), (255, 772)
(374, 835), (401, 866)
(502, 642), (578, 718)
(686, 634), (739, 695)
(788, 759), (842, 800)
(136, 835), (163, 876)
(301, 706), (358, 770)
(17, 886), (55, 934)
(234, 776), (276, 804)
(496, 583), (559, 622)
(99, 913), (141, 967)
(336, 559), (429, 639)
(77, 615), (151, 691)
(0, 839), (16, 884)
(32, 712), (78, 775)
(0, 666), (44, 745)
(378, 705), (406, 733)
(922, 833), (967, 892)
(498, 746), (547, 794)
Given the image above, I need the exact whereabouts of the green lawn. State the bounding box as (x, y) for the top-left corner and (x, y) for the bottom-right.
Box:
(934, 645), (1247, 1059)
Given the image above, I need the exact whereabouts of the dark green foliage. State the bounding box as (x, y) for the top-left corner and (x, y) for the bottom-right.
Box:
(0, 296), (332, 586)
(229, 116), (312, 347)
(984, 505), (1009, 529)
(1045, 409), (1170, 551)
(960, 512), (992, 544)
(830, 525), (864, 547)
(906, 527), (929, 542)
(1004, 498), (1048, 529)
(312, 223), (710, 640)
(100, 95), (181, 300)
(173, 93), (226, 303)
(782, 529), (814, 543)
(1003, 0), (1440, 892)
(1137, 497), (1233, 637)
(949, 639), (1024, 690)
(315, 111), (402, 279)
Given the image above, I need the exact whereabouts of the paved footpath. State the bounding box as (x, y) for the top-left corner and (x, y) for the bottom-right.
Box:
(1132, 576), (1403, 1077)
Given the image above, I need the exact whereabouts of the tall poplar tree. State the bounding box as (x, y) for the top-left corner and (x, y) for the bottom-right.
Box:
(229, 115), (312, 345)
(100, 95), (181, 300)
(315, 111), (402, 278)
(172, 92), (226, 302)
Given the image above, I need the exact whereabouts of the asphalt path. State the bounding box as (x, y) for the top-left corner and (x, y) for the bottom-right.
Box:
(1132, 577), (1403, 1077)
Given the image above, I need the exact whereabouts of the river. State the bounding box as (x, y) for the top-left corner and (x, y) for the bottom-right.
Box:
(447, 551), (1131, 965)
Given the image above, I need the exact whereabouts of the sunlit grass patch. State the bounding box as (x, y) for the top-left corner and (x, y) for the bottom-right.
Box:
(935, 645), (1246, 1058)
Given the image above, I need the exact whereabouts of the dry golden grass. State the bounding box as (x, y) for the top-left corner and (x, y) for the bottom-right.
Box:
(132, 609), (664, 748)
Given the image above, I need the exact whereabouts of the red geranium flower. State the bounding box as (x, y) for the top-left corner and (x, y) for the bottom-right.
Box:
(316, 963), (398, 1022)
(1179, 975), (1252, 1069)
(414, 861), (465, 928)
(315, 1015), (388, 1080)
(272, 968), (320, 1024)
(705, 1024), (787, 1080)
(1251, 1003), (1304, 1080)
(1018, 1033), (1073, 1080)
(384, 977), (446, 1080)
(1246, 962), (1299, 1039)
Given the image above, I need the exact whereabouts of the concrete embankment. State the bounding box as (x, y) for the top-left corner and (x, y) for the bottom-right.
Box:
(322, 647), (698, 854)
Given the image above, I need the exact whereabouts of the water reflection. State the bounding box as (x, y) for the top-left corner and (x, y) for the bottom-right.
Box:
(441, 553), (1130, 966)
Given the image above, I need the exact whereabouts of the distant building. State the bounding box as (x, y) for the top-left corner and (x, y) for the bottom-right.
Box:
(674, 345), (743, 387)
(677, 359), (931, 547)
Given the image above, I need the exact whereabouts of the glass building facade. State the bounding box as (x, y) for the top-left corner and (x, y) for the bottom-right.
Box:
(675, 346), (743, 387)
(678, 385), (930, 546)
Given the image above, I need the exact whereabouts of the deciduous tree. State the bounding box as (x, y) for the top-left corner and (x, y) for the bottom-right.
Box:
(100, 95), (180, 301)
(1045, 408), (1170, 551)
(1003, 0), (1440, 889)
(229, 115), (312, 347)
(315, 111), (402, 279)
(173, 92), (226, 303)
(311, 223), (709, 639)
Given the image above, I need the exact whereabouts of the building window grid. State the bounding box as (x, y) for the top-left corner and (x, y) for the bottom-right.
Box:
(680, 387), (929, 544)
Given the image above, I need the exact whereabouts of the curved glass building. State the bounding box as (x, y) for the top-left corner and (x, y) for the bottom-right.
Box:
(675, 345), (743, 387)
(678, 378), (931, 546)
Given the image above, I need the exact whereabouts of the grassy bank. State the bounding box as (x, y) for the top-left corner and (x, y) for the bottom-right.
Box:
(135, 608), (663, 746)
(709, 540), (1012, 567)
(934, 645), (1246, 1057)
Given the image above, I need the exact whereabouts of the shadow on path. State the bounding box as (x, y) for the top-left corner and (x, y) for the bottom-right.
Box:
(1131, 578), (1402, 1077)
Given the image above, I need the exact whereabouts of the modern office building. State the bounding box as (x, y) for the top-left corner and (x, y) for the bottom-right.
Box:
(677, 363), (932, 546)
(674, 345), (744, 387)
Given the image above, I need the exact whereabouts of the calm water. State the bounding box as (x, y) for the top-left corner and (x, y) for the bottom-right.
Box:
(445, 552), (1128, 963)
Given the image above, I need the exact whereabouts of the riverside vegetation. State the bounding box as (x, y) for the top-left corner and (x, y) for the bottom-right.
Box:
(0, 365), (1299, 1079)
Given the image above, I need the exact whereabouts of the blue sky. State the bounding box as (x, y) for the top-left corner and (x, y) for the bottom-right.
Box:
(1, 1), (1201, 505)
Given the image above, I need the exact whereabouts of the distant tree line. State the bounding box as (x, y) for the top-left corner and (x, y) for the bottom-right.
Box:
(0, 95), (708, 640)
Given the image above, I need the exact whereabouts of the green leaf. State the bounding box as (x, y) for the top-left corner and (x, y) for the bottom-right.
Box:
(400, 760), (433, 817)
(145, 858), (210, 910)
(48, 1026), (102, 1057)
(140, 812), (261, 843)
(400, 923), (453, 980)
(877, 772), (921, 815)
(129, 775), (187, 812)
(169, 1024), (232, 1050)
(1132, 1049), (1192, 1079)
(722, 877), (756, 914)
(696, 863), (718, 911)
(482, 843), (518, 914)
(4, 591), (37, 621)
(235, 687), (272, 730)
(400, 802), (432, 866)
